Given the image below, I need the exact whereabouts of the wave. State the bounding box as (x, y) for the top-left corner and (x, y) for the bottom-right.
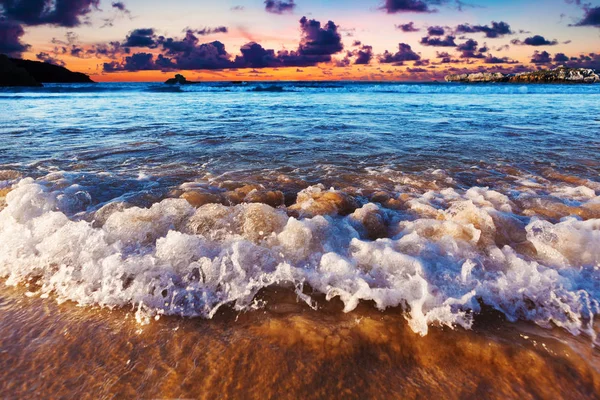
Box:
(0, 173), (599, 337)
(2, 82), (600, 97)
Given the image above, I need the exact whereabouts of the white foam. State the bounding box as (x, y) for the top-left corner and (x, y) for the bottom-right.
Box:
(0, 177), (599, 338)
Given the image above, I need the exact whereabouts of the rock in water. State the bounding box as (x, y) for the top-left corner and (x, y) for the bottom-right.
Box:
(510, 67), (600, 83)
(444, 72), (509, 83)
(445, 66), (600, 84)
(165, 74), (199, 85)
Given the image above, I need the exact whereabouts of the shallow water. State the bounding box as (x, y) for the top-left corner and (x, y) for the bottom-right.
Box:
(1, 81), (600, 398)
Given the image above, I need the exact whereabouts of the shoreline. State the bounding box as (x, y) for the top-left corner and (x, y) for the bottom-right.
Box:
(1, 284), (599, 399)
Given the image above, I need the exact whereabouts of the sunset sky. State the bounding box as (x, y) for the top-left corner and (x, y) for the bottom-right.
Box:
(1, 0), (599, 81)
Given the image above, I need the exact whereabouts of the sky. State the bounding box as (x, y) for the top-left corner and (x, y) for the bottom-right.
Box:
(1, 0), (599, 81)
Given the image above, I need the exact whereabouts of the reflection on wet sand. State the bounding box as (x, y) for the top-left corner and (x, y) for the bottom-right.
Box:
(1, 286), (598, 399)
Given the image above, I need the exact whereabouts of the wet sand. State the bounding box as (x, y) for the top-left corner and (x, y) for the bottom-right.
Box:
(1, 285), (599, 399)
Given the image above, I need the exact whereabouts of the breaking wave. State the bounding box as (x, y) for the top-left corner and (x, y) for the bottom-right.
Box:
(1, 170), (599, 338)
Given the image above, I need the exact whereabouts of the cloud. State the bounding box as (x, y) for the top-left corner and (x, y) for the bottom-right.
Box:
(104, 52), (157, 71)
(0, 19), (30, 57)
(420, 35), (456, 46)
(35, 51), (65, 66)
(511, 35), (558, 46)
(484, 54), (516, 64)
(101, 1), (132, 27)
(455, 21), (513, 38)
(193, 26), (228, 36)
(406, 67), (428, 72)
(553, 53), (569, 62)
(235, 42), (280, 68)
(0, 0), (100, 27)
(297, 17), (343, 56)
(568, 52), (600, 69)
(123, 28), (157, 48)
(264, 0), (296, 14)
(427, 26), (445, 36)
(574, 6), (600, 27)
(396, 22), (420, 32)
(104, 16), (344, 72)
(456, 38), (485, 58)
(352, 44), (373, 65)
(111, 2), (129, 12)
(159, 33), (233, 70)
(435, 51), (458, 63)
(530, 50), (552, 64)
(381, 0), (441, 13)
(527, 49), (600, 69)
(379, 43), (421, 64)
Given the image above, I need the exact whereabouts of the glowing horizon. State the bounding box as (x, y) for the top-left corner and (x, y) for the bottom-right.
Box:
(2, 0), (599, 81)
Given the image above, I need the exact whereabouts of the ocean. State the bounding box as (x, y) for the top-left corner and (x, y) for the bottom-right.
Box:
(1, 81), (600, 398)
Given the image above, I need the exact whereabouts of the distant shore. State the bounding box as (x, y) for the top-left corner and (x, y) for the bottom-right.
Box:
(0, 55), (94, 87)
(445, 66), (599, 83)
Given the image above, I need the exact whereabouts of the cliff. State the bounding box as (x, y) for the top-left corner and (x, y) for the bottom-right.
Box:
(0, 55), (94, 86)
(0, 55), (42, 87)
(445, 66), (600, 84)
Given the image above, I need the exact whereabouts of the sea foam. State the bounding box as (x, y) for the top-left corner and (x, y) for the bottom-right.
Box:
(0, 175), (599, 337)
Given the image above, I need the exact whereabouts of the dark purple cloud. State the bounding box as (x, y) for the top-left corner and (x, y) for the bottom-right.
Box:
(352, 44), (373, 65)
(0, 19), (29, 56)
(456, 38), (485, 58)
(297, 16), (343, 56)
(123, 28), (157, 48)
(104, 52), (157, 71)
(420, 35), (456, 46)
(160, 33), (233, 70)
(234, 17), (343, 68)
(435, 51), (458, 63)
(381, 0), (442, 13)
(511, 35), (558, 46)
(553, 53), (569, 62)
(574, 6), (600, 27)
(406, 67), (428, 72)
(455, 21), (513, 38)
(111, 1), (128, 12)
(93, 41), (129, 58)
(568, 52), (600, 69)
(528, 49), (600, 69)
(101, 1), (132, 27)
(35, 51), (65, 65)
(396, 22), (420, 32)
(427, 25), (445, 36)
(530, 50), (552, 64)
(484, 54), (516, 64)
(193, 26), (228, 36)
(379, 43), (421, 64)
(0, 0), (100, 27)
(264, 0), (296, 14)
(235, 42), (279, 68)
(104, 17), (344, 72)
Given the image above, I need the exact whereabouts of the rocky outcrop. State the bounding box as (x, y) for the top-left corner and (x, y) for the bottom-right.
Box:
(0, 55), (94, 86)
(509, 67), (600, 83)
(165, 74), (199, 84)
(0, 55), (42, 87)
(444, 72), (509, 83)
(445, 66), (600, 84)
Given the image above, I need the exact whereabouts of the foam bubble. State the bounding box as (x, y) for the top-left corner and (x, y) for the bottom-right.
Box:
(0, 176), (599, 338)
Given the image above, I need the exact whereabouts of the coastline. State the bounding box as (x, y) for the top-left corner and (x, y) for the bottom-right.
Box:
(1, 284), (598, 399)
